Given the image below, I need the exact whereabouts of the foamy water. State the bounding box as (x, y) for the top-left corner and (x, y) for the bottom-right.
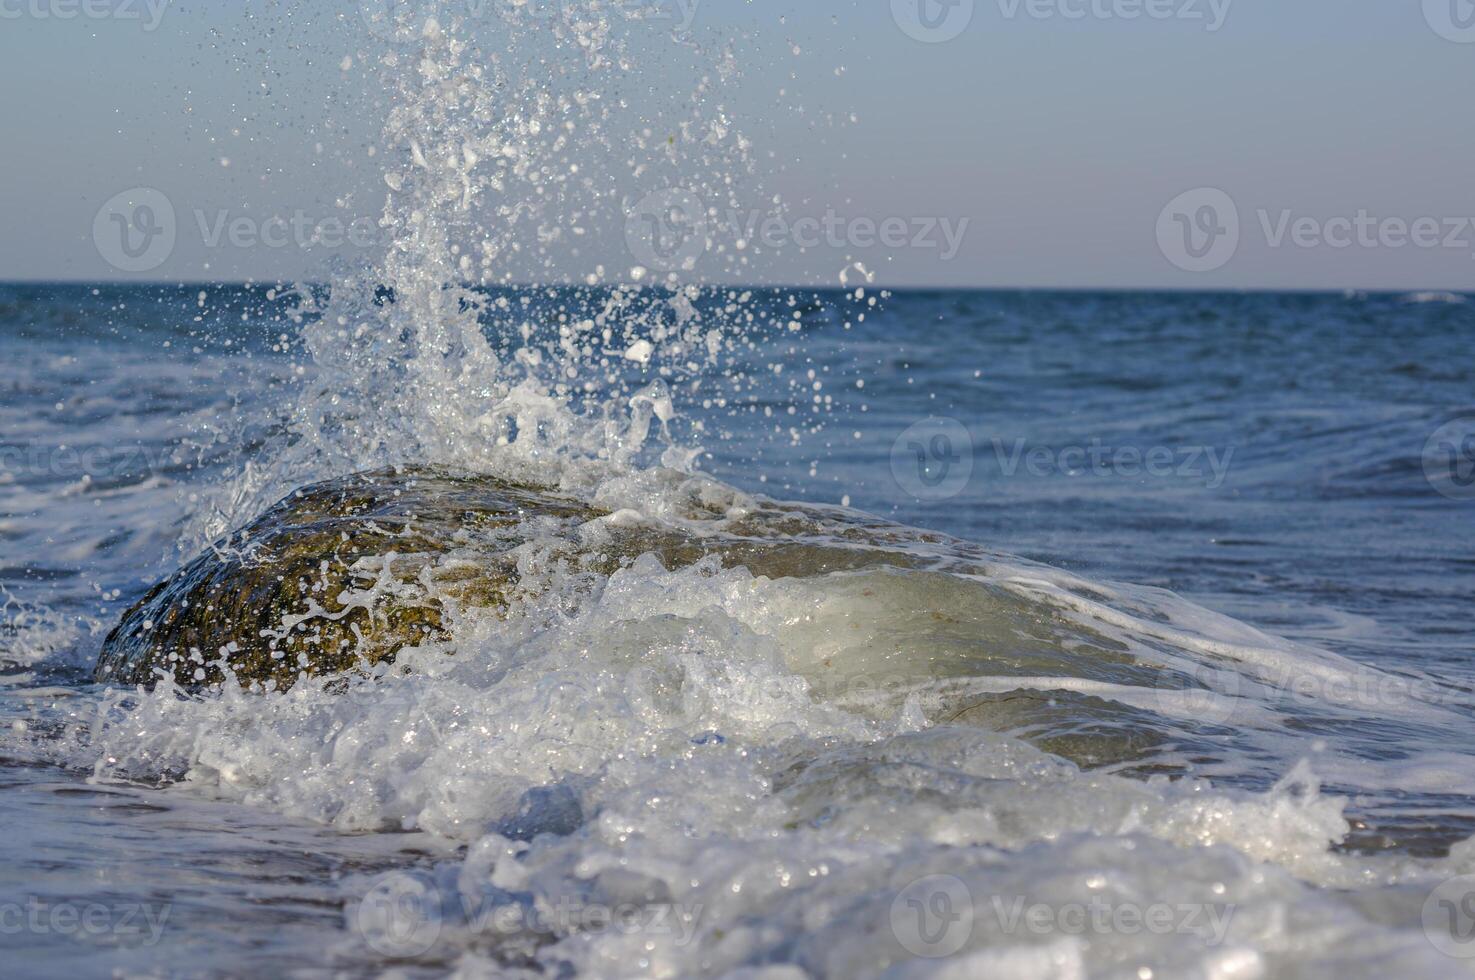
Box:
(4, 5), (1475, 978)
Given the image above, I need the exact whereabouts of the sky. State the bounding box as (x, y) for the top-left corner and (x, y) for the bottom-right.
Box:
(1, 0), (1473, 290)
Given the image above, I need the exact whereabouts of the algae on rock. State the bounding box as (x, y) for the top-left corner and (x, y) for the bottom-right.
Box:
(95, 467), (603, 690)
(96, 464), (975, 691)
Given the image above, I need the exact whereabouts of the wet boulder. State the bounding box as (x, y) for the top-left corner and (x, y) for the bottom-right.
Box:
(95, 467), (604, 690)
(95, 465), (947, 691)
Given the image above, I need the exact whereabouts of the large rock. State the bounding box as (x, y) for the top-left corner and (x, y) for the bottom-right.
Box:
(96, 468), (602, 690)
(95, 466), (937, 691)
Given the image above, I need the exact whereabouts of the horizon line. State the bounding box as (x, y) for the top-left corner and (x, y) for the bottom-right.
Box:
(0, 279), (1470, 297)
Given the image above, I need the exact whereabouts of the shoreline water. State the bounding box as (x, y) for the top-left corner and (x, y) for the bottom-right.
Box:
(3, 281), (1475, 974)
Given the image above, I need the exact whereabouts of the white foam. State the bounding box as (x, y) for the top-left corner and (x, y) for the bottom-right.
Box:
(6, 9), (1475, 976)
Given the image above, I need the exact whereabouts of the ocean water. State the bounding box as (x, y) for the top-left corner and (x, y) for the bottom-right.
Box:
(5, 8), (1475, 978)
(2, 282), (1474, 978)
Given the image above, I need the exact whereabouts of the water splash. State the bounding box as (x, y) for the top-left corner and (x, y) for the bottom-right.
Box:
(190, 5), (797, 543)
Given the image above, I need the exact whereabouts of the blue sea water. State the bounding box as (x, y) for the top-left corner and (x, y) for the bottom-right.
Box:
(2, 283), (1474, 976)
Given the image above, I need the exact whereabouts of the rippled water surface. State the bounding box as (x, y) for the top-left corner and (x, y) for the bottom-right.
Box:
(3, 284), (1475, 977)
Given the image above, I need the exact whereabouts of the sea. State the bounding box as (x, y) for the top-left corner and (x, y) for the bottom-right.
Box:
(5, 5), (1475, 978)
(2, 282), (1474, 978)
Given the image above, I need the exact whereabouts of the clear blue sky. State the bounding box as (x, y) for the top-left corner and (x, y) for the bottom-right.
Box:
(2, 0), (1472, 290)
